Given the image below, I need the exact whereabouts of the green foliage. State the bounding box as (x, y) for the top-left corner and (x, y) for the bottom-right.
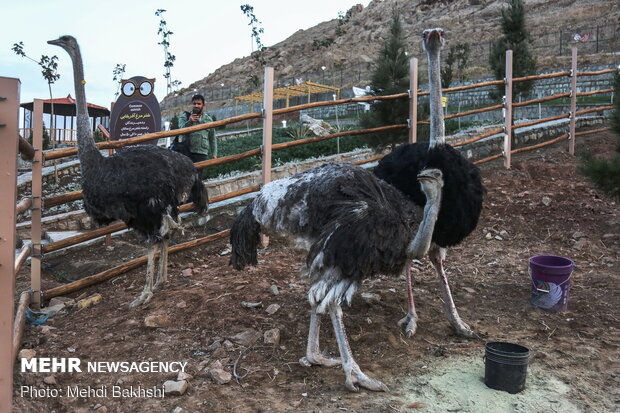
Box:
(441, 43), (470, 88)
(201, 127), (372, 179)
(579, 71), (620, 199)
(93, 129), (106, 143)
(240, 4), (266, 66)
(335, 10), (352, 36)
(286, 124), (311, 139)
(489, 0), (537, 100)
(312, 38), (335, 50)
(155, 9), (179, 95)
(169, 114), (179, 130)
(112, 63), (126, 99)
(360, 11), (410, 148)
(27, 122), (51, 150)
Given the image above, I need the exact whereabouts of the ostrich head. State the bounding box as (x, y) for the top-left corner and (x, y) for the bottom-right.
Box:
(47, 35), (79, 56)
(422, 28), (445, 54)
(417, 168), (444, 199)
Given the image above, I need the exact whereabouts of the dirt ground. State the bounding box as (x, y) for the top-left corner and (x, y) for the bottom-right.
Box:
(13, 129), (619, 413)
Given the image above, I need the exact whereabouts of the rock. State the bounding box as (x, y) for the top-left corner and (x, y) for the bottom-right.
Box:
(542, 196), (552, 206)
(573, 231), (586, 239)
(43, 303), (67, 317)
(269, 285), (279, 296)
(211, 347), (227, 358)
(290, 400), (302, 408)
(181, 268), (193, 277)
(163, 380), (189, 396)
(300, 114), (335, 137)
(485, 232), (493, 240)
(499, 230), (509, 237)
(220, 248), (231, 256)
(43, 375), (57, 385)
(77, 294), (102, 309)
(265, 304), (281, 315)
(573, 238), (591, 251)
(145, 315), (173, 328)
(602, 233), (619, 240)
(494, 235), (503, 241)
(241, 301), (263, 308)
(208, 361), (232, 384)
(222, 340), (234, 349)
(41, 326), (57, 335)
(229, 329), (261, 347)
(264, 328), (281, 345)
(463, 287), (476, 294)
(176, 300), (187, 309)
(207, 340), (222, 351)
(361, 292), (381, 304)
(177, 371), (193, 381)
(171, 407), (188, 413)
(94, 406), (108, 413)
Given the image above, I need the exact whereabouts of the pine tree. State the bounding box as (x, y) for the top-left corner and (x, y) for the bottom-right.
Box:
(579, 72), (620, 198)
(360, 10), (410, 148)
(489, 0), (537, 100)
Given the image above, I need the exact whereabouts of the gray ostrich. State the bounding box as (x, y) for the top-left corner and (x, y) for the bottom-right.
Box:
(374, 28), (484, 338)
(230, 163), (443, 391)
(49, 36), (208, 308)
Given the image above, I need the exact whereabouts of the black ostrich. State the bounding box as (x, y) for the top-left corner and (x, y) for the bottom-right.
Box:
(230, 163), (443, 391)
(374, 28), (484, 338)
(49, 36), (208, 308)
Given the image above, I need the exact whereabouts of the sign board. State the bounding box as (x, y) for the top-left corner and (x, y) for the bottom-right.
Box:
(441, 96), (448, 108)
(109, 76), (161, 145)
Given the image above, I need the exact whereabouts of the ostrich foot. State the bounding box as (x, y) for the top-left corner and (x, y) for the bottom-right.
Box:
(344, 363), (389, 392)
(299, 352), (341, 368)
(451, 320), (479, 339)
(129, 291), (153, 308)
(397, 311), (418, 338)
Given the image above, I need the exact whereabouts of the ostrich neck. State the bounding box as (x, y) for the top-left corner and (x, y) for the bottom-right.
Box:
(71, 45), (102, 168)
(428, 48), (445, 147)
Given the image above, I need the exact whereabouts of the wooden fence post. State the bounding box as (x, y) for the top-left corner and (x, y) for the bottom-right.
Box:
(31, 99), (44, 307)
(0, 76), (20, 413)
(261, 67), (274, 247)
(409, 57), (418, 144)
(503, 50), (513, 170)
(569, 47), (577, 155)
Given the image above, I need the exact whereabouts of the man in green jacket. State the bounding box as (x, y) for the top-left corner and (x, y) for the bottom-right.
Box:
(176, 94), (217, 163)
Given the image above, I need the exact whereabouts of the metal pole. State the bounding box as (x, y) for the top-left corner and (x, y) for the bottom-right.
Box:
(504, 50), (513, 170)
(569, 47), (578, 155)
(31, 99), (44, 307)
(409, 57), (418, 144)
(261, 67), (274, 247)
(0, 76), (20, 413)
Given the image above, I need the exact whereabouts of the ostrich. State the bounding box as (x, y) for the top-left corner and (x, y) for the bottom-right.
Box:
(48, 36), (208, 308)
(230, 163), (443, 391)
(374, 28), (484, 338)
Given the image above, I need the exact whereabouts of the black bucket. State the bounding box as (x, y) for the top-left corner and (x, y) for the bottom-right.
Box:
(484, 342), (530, 394)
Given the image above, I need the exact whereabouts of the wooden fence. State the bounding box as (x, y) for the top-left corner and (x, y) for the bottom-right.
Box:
(4, 48), (616, 392)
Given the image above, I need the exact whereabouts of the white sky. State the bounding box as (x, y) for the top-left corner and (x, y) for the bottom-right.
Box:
(1, 0), (371, 109)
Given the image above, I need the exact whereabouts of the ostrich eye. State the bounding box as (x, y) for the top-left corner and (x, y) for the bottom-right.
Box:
(139, 81), (153, 96)
(122, 82), (136, 97)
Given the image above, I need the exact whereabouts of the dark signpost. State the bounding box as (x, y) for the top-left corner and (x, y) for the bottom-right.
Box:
(109, 76), (161, 145)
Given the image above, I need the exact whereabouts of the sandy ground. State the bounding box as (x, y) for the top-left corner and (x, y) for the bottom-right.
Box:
(12, 129), (619, 413)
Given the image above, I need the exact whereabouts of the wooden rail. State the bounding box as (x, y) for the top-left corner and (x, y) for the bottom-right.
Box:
(43, 230), (231, 300)
(513, 92), (571, 107)
(14, 244), (32, 275)
(575, 127), (609, 137)
(512, 114), (571, 131)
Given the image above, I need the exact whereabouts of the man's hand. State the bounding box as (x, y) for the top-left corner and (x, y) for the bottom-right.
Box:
(189, 113), (200, 122)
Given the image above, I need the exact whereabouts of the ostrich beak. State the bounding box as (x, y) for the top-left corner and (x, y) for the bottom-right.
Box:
(47, 39), (61, 46)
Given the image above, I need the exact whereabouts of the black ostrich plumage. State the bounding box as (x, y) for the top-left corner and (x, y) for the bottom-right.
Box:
(230, 162), (422, 282)
(374, 142), (484, 247)
(81, 145), (207, 243)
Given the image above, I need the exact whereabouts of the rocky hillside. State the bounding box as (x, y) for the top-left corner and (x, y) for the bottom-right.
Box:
(161, 0), (619, 116)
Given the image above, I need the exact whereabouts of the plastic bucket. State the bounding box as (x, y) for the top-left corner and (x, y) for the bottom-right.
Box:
(484, 341), (530, 394)
(529, 255), (574, 312)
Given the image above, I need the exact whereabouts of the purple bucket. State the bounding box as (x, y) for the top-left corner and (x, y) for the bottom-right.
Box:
(529, 255), (574, 312)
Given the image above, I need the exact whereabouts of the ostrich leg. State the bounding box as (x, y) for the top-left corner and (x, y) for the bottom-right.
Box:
(397, 265), (418, 337)
(153, 239), (169, 291)
(328, 304), (389, 392)
(428, 245), (478, 338)
(129, 244), (157, 307)
(299, 305), (342, 368)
